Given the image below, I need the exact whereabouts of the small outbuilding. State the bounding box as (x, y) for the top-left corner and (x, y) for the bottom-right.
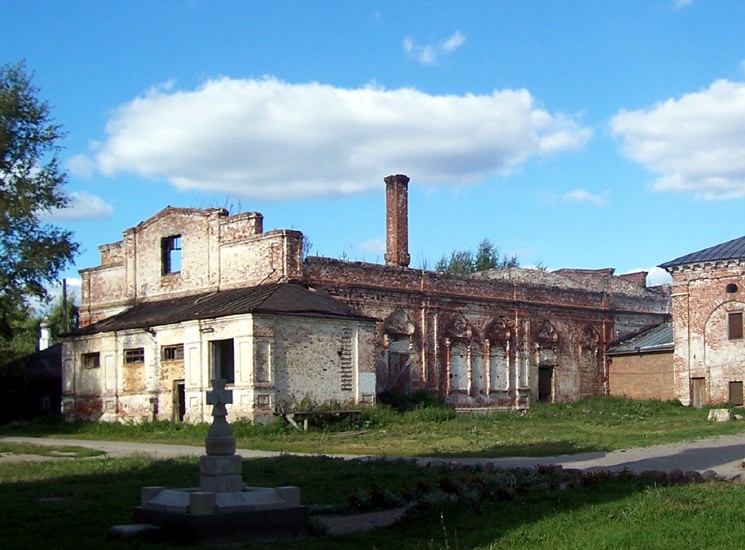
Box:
(607, 321), (674, 401)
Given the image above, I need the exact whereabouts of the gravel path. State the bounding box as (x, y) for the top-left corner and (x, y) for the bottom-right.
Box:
(2, 433), (745, 478)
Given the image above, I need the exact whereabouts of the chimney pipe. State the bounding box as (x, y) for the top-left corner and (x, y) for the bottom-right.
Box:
(384, 174), (410, 268)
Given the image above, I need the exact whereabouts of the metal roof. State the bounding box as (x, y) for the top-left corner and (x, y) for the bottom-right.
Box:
(607, 321), (673, 355)
(72, 283), (374, 336)
(660, 235), (745, 269)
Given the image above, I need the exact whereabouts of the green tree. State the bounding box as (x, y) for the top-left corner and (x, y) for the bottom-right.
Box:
(435, 239), (519, 275)
(0, 62), (78, 359)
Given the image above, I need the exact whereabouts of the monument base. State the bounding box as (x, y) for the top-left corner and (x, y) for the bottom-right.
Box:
(134, 486), (309, 544)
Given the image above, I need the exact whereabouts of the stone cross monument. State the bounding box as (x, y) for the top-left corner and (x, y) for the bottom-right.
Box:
(200, 379), (242, 493)
(130, 378), (308, 544)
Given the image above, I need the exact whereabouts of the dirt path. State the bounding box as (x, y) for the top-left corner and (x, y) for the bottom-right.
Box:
(2, 433), (745, 478)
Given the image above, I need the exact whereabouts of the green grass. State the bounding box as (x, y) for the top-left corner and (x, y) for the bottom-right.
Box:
(6, 396), (745, 458)
(2, 453), (745, 549)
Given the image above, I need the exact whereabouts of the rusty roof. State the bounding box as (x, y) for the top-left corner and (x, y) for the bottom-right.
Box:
(73, 283), (374, 335)
(607, 321), (673, 355)
(660, 235), (745, 269)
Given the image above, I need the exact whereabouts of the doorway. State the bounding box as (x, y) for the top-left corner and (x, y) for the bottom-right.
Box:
(538, 366), (553, 403)
(173, 380), (185, 422)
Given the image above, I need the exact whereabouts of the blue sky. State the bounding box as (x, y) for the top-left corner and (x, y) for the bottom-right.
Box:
(4, 0), (745, 301)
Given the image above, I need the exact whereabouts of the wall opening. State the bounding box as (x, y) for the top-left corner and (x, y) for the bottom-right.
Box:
(173, 380), (185, 422)
(538, 366), (553, 403)
(211, 339), (235, 384)
(161, 235), (182, 275)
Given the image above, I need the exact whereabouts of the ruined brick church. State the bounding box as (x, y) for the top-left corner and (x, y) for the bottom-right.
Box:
(62, 175), (669, 422)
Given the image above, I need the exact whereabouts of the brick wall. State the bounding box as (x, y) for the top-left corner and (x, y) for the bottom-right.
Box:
(608, 351), (674, 400)
(302, 257), (669, 406)
(668, 262), (745, 405)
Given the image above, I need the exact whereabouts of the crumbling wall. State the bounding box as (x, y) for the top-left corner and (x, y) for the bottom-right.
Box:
(302, 258), (668, 406)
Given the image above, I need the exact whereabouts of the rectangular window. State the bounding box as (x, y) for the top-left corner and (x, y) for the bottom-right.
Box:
(161, 344), (185, 361)
(82, 352), (100, 369)
(124, 347), (145, 364)
(161, 235), (182, 275)
(729, 312), (743, 340)
(211, 339), (235, 384)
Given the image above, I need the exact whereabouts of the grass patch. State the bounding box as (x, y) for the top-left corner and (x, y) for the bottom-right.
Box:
(2, 453), (745, 549)
(4, 396), (745, 458)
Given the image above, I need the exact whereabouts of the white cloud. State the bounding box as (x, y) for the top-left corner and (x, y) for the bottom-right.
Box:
(612, 80), (745, 200)
(81, 77), (591, 201)
(41, 191), (114, 221)
(30, 278), (82, 312)
(356, 238), (386, 254)
(404, 31), (465, 65)
(562, 189), (607, 206)
(645, 267), (672, 286)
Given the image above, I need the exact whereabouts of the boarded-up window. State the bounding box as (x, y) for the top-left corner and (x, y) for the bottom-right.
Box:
(729, 312), (743, 340)
(82, 352), (100, 369)
(161, 344), (184, 361)
(124, 348), (145, 364)
(340, 328), (353, 391)
(730, 381), (743, 406)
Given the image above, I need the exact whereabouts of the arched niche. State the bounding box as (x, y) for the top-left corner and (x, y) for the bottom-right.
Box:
(444, 313), (479, 394)
(383, 308), (416, 393)
(484, 316), (513, 392)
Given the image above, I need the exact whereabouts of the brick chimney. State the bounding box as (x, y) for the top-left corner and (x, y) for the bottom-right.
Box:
(384, 174), (410, 268)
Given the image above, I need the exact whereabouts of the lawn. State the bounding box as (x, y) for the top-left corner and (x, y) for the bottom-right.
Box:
(4, 396), (745, 549)
(5, 396), (745, 458)
(2, 451), (745, 549)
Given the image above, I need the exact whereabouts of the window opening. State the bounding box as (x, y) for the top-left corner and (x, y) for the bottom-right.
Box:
(727, 283), (739, 293)
(82, 352), (100, 369)
(124, 347), (145, 364)
(161, 235), (182, 275)
(728, 312), (743, 340)
(161, 344), (184, 361)
(211, 339), (235, 384)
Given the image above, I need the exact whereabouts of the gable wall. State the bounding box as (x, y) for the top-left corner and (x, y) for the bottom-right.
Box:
(78, 208), (304, 327)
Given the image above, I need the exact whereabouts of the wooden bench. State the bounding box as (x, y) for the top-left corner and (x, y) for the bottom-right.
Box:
(275, 410), (362, 431)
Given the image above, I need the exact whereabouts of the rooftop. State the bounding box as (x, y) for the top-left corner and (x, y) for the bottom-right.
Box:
(660, 235), (745, 270)
(73, 283), (374, 336)
(607, 321), (673, 355)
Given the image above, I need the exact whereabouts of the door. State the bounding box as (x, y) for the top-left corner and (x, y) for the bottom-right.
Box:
(387, 352), (411, 393)
(173, 380), (186, 422)
(691, 377), (706, 409)
(538, 366), (553, 403)
(730, 381), (743, 406)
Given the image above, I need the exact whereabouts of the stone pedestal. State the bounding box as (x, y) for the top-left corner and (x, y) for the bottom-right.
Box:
(130, 379), (308, 544)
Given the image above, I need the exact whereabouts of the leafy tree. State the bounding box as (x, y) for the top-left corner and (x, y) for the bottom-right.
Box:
(42, 290), (78, 340)
(435, 239), (519, 275)
(0, 62), (78, 359)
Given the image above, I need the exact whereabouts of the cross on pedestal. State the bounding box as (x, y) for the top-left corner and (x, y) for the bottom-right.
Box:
(206, 379), (233, 418)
